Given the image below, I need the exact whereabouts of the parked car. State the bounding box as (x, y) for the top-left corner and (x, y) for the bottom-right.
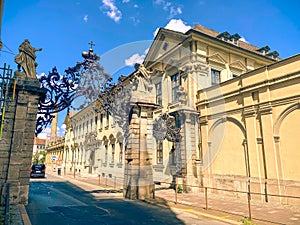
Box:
(30, 164), (46, 178)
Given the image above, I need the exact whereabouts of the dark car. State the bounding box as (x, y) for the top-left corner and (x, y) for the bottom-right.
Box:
(30, 164), (46, 178)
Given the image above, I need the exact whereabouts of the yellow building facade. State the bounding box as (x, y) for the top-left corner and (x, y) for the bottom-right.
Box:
(197, 54), (300, 204)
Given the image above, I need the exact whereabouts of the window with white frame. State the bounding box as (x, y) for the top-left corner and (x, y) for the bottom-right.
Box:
(211, 69), (220, 85)
(119, 142), (123, 163)
(111, 143), (115, 163)
(156, 82), (162, 106)
(171, 73), (180, 102)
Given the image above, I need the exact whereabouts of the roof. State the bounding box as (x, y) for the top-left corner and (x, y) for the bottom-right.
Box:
(34, 137), (46, 146)
(191, 24), (279, 60)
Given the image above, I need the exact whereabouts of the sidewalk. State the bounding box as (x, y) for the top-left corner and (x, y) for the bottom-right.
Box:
(60, 172), (300, 225)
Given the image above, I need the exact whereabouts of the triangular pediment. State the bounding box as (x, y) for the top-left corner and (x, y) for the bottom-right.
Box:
(229, 60), (247, 71)
(208, 53), (227, 65)
(164, 58), (179, 71)
(144, 28), (187, 66)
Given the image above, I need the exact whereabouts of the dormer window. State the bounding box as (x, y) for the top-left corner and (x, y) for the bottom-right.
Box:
(257, 46), (270, 55)
(266, 51), (279, 59)
(217, 31), (231, 41)
(230, 33), (241, 45)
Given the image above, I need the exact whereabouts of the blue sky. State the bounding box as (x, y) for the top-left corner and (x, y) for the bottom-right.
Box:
(1, 0), (300, 137)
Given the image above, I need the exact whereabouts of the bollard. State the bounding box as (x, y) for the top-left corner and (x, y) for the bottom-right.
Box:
(153, 183), (155, 199)
(205, 187), (208, 210)
(175, 178), (178, 204)
(98, 174), (101, 186)
(247, 192), (252, 219)
(5, 183), (10, 225)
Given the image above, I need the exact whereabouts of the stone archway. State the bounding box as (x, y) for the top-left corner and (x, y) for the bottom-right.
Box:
(206, 116), (247, 186)
(277, 106), (300, 181)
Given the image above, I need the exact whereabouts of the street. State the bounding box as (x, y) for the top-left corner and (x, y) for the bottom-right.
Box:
(26, 174), (228, 225)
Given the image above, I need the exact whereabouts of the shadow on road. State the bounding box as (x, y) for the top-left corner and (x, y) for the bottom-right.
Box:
(27, 178), (185, 225)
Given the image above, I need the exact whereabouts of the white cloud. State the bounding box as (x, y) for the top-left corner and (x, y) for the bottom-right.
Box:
(169, 6), (182, 18)
(61, 124), (66, 130)
(153, 19), (191, 37)
(130, 16), (140, 25)
(239, 36), (250, 43)
(122, 0), (130, 2)
(124, 48), (149, 67)
(37, 127), (51, 140)
(133, 4), (138, 8)
(144, 48), (150, 54)
(125, 53), (145, 66)
(60, 124), (66, 135)
(163, 2), (171, 11)
(154, 0), (164, 5)
(101, 0), (122, 23)
(154, 0), (182, 18)
(83, 15), (88, 22)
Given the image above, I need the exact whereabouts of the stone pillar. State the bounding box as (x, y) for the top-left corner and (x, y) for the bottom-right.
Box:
(177, 109), (199, 191)
(0, 74), (46, 205)
(124, 103), (157, 200)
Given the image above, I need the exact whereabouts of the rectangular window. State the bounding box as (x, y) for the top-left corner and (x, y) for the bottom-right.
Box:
(211, 69), (220, 85)
(175, 115), (181, 129)
(156, 83), (162, 106)
(171, 73), (180, 102)
(157, 141), (163, 164)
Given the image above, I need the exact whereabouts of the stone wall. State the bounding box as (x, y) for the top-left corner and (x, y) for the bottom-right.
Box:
(0, 74), (45, 205)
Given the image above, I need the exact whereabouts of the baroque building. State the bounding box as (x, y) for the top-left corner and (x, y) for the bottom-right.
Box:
(57, 24), (300, 204)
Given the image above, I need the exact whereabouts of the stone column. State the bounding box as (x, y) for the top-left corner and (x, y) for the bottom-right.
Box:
(124, 102), (157, 200)
(0, 74), (46, 205)
(177, 109), (199, 191)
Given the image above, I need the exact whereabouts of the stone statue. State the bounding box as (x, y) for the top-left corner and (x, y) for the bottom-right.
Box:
(133, 63), (154, 93)
(177, 86), (188, 105)
(14, 39), (42, 78)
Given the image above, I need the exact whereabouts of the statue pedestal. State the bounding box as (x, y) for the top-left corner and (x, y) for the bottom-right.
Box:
(123, 102), (158, 200)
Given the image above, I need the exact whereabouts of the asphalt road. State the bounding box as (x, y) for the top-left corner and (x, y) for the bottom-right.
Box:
(26, 174), (228, 225)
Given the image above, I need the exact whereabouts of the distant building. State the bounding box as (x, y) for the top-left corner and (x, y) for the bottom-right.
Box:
(33, 137), (46, 155)
(44, 112), (65, 168)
